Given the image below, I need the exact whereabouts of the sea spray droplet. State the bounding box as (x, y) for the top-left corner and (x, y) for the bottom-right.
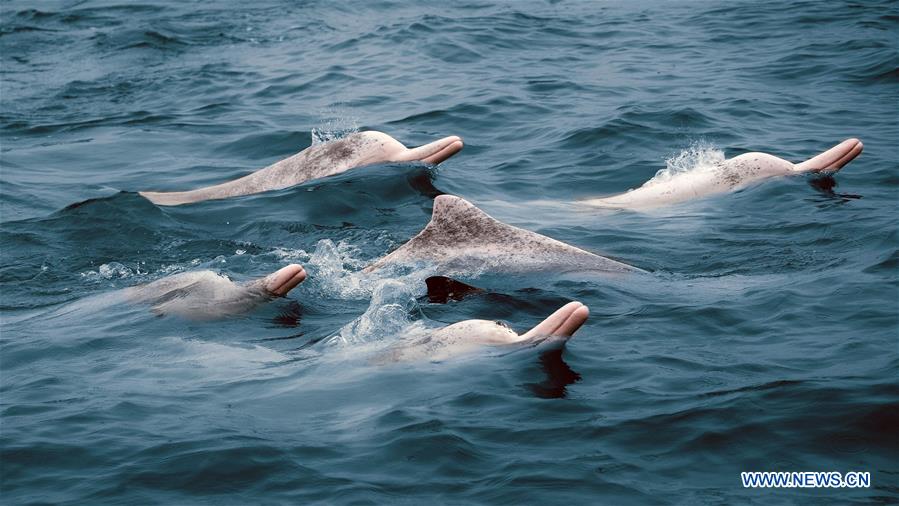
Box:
(310, 112), (359, 146)
(81, 262), (134, 281)
(644, 141), (726, 187)
(271, 247), (311, 263)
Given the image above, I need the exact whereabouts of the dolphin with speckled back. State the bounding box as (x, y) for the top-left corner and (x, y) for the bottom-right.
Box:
(583, 138), (863, 210)
(139, 131), (463, 206)
(365, 195), (641, 274)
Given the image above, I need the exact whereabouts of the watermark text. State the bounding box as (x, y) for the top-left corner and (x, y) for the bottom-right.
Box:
(742, 471), (870, 488)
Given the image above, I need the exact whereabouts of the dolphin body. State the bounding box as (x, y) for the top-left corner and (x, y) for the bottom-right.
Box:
(125, 264), (306, 320)
(365, 195), (641, 274)
(139, 131), (463, 206)
(583, 138), (863, 210)
(379, 301), (590, 362)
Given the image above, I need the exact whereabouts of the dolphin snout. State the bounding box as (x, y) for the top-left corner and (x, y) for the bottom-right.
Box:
(264, 264), (307, 296)
(795, 138), (863, 173)
(521, 301), (590, 340)
(400, 135), (464, 165)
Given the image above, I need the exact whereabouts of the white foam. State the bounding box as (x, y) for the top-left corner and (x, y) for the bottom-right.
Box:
(80, 262), (134, 280)
(302, 239), (431, 301)
(310, 109), (359, 146)
(270, 246), (312, 263)
(643, 141), (725, 188)
(302, 239), (369, 299)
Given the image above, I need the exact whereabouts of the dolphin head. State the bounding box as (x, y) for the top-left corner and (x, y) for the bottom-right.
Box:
(432, 301), (590, 346)
(695, 138), (864, 192)
(358, 131), (464, 166)
(717, 138), (863, 177)
(377, 298), (590, 363)
(431, 318), (520, 344)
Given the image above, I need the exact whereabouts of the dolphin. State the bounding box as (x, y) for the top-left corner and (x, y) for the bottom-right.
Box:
(583, 138), (863, 210)
(365, 195), (640, 274)
(139, 131), (464, 206)
(381, 301), (590, 362)
(125, 263), (306, 320)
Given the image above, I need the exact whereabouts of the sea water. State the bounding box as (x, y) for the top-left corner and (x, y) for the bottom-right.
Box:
(1, 1), (897, 504)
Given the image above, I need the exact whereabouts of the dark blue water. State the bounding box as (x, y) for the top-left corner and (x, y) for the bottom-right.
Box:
(2, 1), (897, 504)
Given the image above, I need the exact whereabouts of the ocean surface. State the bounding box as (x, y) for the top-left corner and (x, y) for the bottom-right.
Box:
(1, 1), (897, 504)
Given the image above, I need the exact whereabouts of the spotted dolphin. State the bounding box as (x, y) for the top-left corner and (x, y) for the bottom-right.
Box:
(583, 138), (863, 210)
(365, 195), (640, 273)
(140, 131), (463, 206)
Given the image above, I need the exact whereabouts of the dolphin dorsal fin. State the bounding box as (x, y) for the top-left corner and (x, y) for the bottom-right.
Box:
(419, 195), (505, 246)
(365, 195), (640, 273)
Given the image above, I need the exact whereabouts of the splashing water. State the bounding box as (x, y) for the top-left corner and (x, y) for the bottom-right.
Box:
(310, 109), (359, 145)
(270, 246), (312, 263)
(329, 279), (420, 345)
(303, 239), (372, 299)
(643, 141), (725, 188)
(301, 239), (443, 347)
(80, 262), (135, 281)
(302, 238), (433, 301)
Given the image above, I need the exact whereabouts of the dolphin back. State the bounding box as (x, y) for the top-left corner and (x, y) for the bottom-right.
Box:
(369, 195), (639, 274)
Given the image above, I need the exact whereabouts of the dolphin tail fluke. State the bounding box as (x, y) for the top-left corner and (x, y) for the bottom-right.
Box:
(794, 138), (863, 174)
(397, 136), (464, 165)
